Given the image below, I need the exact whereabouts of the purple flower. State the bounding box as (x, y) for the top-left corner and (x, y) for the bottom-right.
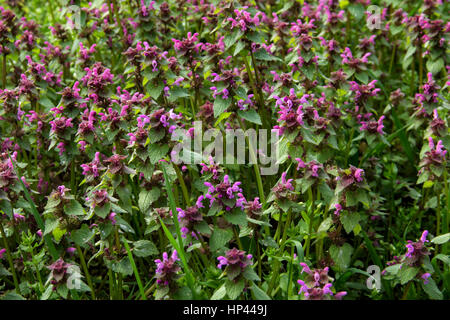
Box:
(341, 47), (371, 70)
(66, 247), (76, 255)
(421, 273), (431, 285)
(172, 32), (202, 55)
(0, 248), (6, 259)
(217, 248), (253, 280)
(227, 9), (261, 32)
(154, 250), (181, 287)
(80, 152), (105, 180)
(295, 158), (324, 178)
(349, 80), (380, 107)
(297, 263), (347, 300)
(13, 212), (25, 222)
(336, 166), (365, 190)
(48, 258), (71, 284)
(202, 175), (245, 210)
(49, 116), (73, 135)
(415, 73), (440, 106)
(244, 197), (262, 219)
(200, 156), (221, 179)
(404, 230), (430, 266)
(109, 212), (117, 225)
(176, 205), (203, 238)
(334, 204), (343, 216)
(359, 115), (385, 135)
(430, 109), (446, 136)
(272, 171), (294, 199)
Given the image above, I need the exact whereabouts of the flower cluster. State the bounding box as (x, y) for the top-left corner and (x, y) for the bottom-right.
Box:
(154, 250), (181, 287)
(217, 248), (253, 280)
(297, 263), (347, 300)
(198, 175), (246, 211)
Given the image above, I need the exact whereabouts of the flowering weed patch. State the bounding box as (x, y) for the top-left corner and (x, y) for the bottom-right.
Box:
(0, 0), (448, 300)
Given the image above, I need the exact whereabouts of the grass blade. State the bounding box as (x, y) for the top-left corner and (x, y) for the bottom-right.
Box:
(122, 237), (147, 300)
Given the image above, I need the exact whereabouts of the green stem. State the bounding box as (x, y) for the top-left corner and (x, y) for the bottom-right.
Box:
(410, 55), (415, 93)
(233, 226), (243, 251)
(112, 0), (124, 39)
(345, 13), (351, 48)
(122, 237), (147, 300)
(304, 187), (314, 260)
(48, 1), (56, 25)
(30, 247), (44, 293)
(255, 232), (262, 279)
(236, 117), (266, 206)
(173, 163), (190, 207)
(418, 45), (423, 86)
(0, 222), (20, 293)
(76, 244), (96, 300)
(287, 245), (295, 298)
(143, 282), (157, 299)
(388, 44), (396, 74)
(160, 165), (197, 298)
(344, 127), (355, 167)
(108, 269), (115, 300)
(1, 54), (6, 89)
(267, 209), (292, 296)
(402, 281), (412, 300)
(443, 168), (449, 257)
(9, 155), (59, 260)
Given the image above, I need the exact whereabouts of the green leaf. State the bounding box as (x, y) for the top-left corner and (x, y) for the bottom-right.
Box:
(1, 291), (26, 300)
(399, 267), (418, 285)
(94, 202), (111, 219)
(138, 188), (160, 214)
(0, 265), (11, 276)
(431, 233), (450, 244)
(224, 30), (243, 49)
(254, 48), (281, 62)
(168, 87), (190, 101)
(155, 286), (169, 300)
(64, 199), (85, 216)
(422, 278), (443, 300)
(147, 82), (165, 99)
(213, 97), (232, 118)
(133, 240), (159, 257)
(214, 111), (233, 127)
(340, 212), (360, 234)
(115, 216), (135, 234)
(329, 243), (353, 271)
(237, 109), (262, 125)
(211, 283), (227, 300)
(148, 144), (169, 164)
(426, 58), (444, 75)
(234, 41), (245, 56)
(242, 267), (260, 282)
(224, 210), (248, 226)
(227, 265), (242, 280)
(317, 217), (333, 237)
(348, 3), (365, 20)
(172, 286), (193, 300)
(355, 71), (368, 84)
(44, 218), (59, 236)
(112, 257), (133, 276)
(52, 226), (66, 243)
(250, 283), (271, 300)
(210, 228), (233, 251)
(71, 224), (94, 246)
(225, 278), (245, 300)
(116, 186), (132, 214)
(433, 254), (450, 265)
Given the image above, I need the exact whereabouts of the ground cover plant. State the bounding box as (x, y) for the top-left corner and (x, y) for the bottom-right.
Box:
(0, 0), (449, 301)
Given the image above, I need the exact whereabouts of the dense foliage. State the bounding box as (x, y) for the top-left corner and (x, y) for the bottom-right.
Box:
(0, 0), (449, 300)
